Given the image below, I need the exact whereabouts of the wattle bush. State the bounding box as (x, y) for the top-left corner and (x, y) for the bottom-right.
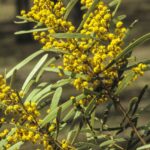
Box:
(0, 0), (150, 149)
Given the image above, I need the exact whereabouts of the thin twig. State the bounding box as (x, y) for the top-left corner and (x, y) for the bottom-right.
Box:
(114, 143), (124, 150)
(117, 101), (146, 145)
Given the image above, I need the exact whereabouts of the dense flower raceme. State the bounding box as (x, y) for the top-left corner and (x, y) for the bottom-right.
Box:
(21, 0), (147, 103)
(0, 75), (73, 150)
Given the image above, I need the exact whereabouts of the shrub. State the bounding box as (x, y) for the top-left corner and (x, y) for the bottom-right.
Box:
(0, 0), (150, 149)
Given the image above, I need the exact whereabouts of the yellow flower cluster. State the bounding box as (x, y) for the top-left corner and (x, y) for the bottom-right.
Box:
(132, 63), (147, 80)
(6, 128), (54, 150)
(0, 75), (56, 149)
(61, 139), (69, 150)
(0, 75), (23, 111)
(21, 0), (75, 51)
(21, 0), (128, 103)
(63, 1), (127, 92)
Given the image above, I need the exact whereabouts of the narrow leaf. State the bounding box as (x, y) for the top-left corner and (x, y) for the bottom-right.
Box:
(115, 71), (135, 94)
(76, 142), (100, 150)
(137, 144), (150, 150)
(8, 142), (24, 150)
(112, 0), (122, 17)
(35, 57), (59, 82)
(25, 82), (48, 102)
(10, 69), (17, 88)
(85, 97), (96, 116)
(51, 78), (72, 89)
(45, 67), (88, 80)
(67, 111), (82, 144)
(109, 0), (118, 7)
(100, 139), (115, 148)
(40, 100), (73, 127)
(31, 84), (52, 103)
(131, 85), (148, 116)
(45, 48), (67, 54)
(14, 20), (28, 24)
(50, 33), (93, 39)
(15, 27), (49, 35)
(62, 108), (75, 122)
(40, 94), (85, 127)
(36, 91), (54, 105)
(64, 0), (79, 19)
(6, 50), (43, 79)
(50, 87), (62, 110)
(56, 107), (62, 139)
(113, 15), (126, 23)
(22, 54), (48, 91)
(23, 79), (35, 94)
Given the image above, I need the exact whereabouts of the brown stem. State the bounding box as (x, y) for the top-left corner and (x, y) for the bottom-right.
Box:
(117, 101), (146, 145)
